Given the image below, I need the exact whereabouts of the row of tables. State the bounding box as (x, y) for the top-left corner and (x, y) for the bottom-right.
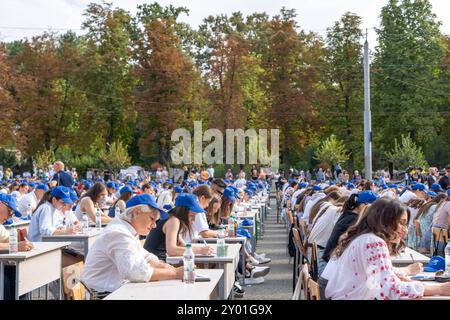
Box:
(0, 196), (271, 300)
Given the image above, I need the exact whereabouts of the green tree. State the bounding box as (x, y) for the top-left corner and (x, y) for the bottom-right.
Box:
(373, 0), (446, 166)
(314, 134), (349, 169)
(99, 141), (131, 174)
(385, 134), (428, 170)
(323, 12), (364, 175)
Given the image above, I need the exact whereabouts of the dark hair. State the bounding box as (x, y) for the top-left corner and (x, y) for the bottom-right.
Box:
(296, 187), (313, 213)
(192, 185), (213, 199)
(19, 183), (28, 189)
(309, 191), (341, 224)
(405, 198), (426, 209)
(169, 206), (194, 241)
(9, 182), (19, 192)
(212, 178), (227, 189)
(342, 193), (366, 212)
(219, 196), (234, 221)
(363, 180), (374, 191)
(113, 191), (133, 208)
(81, 182), (107, 204)
(33, 190), (53, 213)
(334, 198), (410, 258)
(142, 183), (153, 191)
(415, 194), (447, 221)
(206, 197), (221, 226)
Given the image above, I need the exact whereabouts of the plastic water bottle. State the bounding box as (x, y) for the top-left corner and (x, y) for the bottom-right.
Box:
(115, 206), (121, 217)
(26, 203), (32, 219)
(183, 243), (195, 284)
(9, 226), (18, 254)
(228, 216), (235, 238)
(82, 212), (89, 233)
(95, 208), (102, 230)
(445, 239), (450, 276)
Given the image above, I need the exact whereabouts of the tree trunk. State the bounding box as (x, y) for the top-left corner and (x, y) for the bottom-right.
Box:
(283, 127), (290, 178)
(345, 95), (353, 176)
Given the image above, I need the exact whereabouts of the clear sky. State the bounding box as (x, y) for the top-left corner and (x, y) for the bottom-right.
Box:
(0, 0), (449, 47)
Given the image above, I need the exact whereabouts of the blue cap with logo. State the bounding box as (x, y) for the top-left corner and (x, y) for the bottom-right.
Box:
(0, 194), (22, 217)
(223, 187), (237, 203)
(427, 191), (437, 198)
(411, 183), (426, 191)
(424, 256), (445, 272)
(84, 181), (93, 190)
(120, 186), (136, 195)
(174, 186), (184, 194)
(106, 181), (116, 189)
(61, 187), (79, 202)
(299, 182), (308, 188)
(313, 185), (323, 191)
(35, 183), (49, 192)
(356, 191), (380, 204)
(175, 193), (205, 213)
(126, 194), (166, 217)
(431, 183), (444, 193)
(50, 186), (73, 205)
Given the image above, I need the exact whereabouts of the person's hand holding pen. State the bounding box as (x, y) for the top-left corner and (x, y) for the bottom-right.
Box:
(18, 236), (34, 251)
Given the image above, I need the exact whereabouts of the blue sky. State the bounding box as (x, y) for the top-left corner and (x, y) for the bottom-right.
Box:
(1, 0), (449, 47)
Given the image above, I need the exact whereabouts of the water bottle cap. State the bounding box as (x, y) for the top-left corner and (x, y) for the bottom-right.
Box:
(186, 243), (192, 248)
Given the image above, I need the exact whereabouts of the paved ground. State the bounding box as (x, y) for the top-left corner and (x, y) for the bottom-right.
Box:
(242, 196), (293, 300)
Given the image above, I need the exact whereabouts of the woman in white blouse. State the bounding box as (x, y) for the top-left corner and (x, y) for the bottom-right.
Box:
(322, 197), (450, 300)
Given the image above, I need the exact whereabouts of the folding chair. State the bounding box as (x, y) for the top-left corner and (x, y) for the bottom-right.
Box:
(307, 277), (321, 300)
(62, 262), (94, 300)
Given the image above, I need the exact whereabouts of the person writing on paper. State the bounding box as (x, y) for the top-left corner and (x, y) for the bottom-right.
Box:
(144, 193), (215, 260)
(28, 187), (82, 242)
(17, 183), (49, 216)
(82, 194), (182, 297)
(321, 198), (450, 300)
(74, 183), (112, 225)
(0, 194), (34, 251)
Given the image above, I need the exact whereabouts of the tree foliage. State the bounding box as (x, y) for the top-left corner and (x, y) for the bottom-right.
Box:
(314, 134), (349, 167)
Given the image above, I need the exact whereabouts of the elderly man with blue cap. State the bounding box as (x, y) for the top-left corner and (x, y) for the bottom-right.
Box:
(82, 194), (183, 298)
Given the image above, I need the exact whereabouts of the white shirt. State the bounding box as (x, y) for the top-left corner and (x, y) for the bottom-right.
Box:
(234, 178), (246, 189)
(207, 168), (215, 178)
(291, 188), (304, 211)
(192, 212), (210, 236)
(308, 204), (341, 248)
(18, 191), (38, 216)
(28, 202), (64, 242)
(323, 233), (424, 300)
(10, 191), (23, 202)
(399, 190), (417, 204)
(0, 225), (9, 242)
(301, 193), (326, 222)
(82, 218), (159, 293)
(157, 189), (173, 209)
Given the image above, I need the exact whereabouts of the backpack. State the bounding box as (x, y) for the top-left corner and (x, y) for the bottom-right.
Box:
(287, 224), (296, 257)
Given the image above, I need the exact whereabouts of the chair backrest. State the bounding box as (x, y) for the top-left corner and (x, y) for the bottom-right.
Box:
(292, 228), (308, 259)
(140, 239), (145, 247)
(299, 220), (308, 239)
(307, 277), (321, 300)
(414, 220), (422, 238)
(62, 261), (90, 300)
(287, 210), (294, 225)
(310, 242), (319, 281)
(300, 263), (310, 300)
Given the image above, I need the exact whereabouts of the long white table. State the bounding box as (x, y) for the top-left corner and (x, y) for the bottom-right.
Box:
(0, 241), (70, 300)
(104, 269), (223, 300)
(391, 247), (430, 266)
(42, 228), (102, 259)
(193, 237), (246, 285)
(166, 243), (241, 300)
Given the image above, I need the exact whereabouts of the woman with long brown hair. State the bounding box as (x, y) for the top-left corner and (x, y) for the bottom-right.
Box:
(321, 198), (450, 300)
(144, 193), (215, 260)
(74, 182), (112, 224)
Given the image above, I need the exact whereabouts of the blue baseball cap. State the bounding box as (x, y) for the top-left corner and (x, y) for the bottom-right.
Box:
(96, 178), (105, 183)
(347, 183), (355, 189)
(244, 189), (253, 196)
(431, 183), (444, 192)
(106, 181), (116, 189)
(229, 186), (241, 199)
(381, 183), (387, 190)
(84, 181), (93, 189)
(313, 185), (323, 191)
(50, 186), (73, 205)
(299, 182), (308, 188)
(388, 184), (398, 190)
(126, 194), (166, 216)
(0, 194), (22, 217)
(120, 186), (136, 195)
(424, 256), (445, 272)
(174, 186), (184, 193)
(356, 191), (379, 204)
(237, 227), (252, 239)
(175, 193), (205, 213)
(61, 187), (79, 202)
(35, 183), (49, 192)
(28, 182), (36, 188)
(411, 183), (426, 191)
(223, 187), (236, 203)
(166, 179), (173, 185)
(427, 191), (437, 198)
(448, 189), (450, 196)
(163, 204), (173, 211)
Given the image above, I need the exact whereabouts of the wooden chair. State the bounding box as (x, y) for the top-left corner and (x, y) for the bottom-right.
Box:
(299, 263), (310, 300)
(310, 242), (319, 281)
(307, 277), (321, 300)
(140, 239), (145, 247)
(299, 220), (308, 240)
(432, 227), (449, 256)
(62, 261), (94, 300)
